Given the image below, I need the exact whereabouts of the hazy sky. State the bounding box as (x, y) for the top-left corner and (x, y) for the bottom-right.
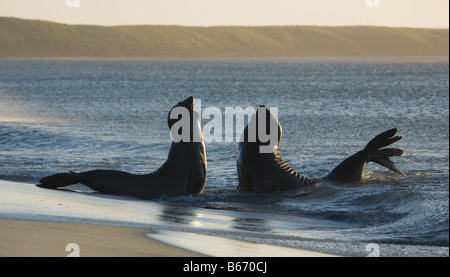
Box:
(0, 0), (448, 28)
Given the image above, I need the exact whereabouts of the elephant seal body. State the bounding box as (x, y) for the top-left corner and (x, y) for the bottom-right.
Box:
(237, 106), (314, 192)
(37, 96), (207, 199)
(237, 106), (405, 192)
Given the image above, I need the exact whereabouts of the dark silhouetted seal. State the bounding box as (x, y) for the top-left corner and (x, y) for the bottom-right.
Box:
(37, 96), (207, 199)
(237, 106), (405, 192)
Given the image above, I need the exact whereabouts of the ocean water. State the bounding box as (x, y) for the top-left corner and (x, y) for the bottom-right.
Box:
(0, 57), (448, 256)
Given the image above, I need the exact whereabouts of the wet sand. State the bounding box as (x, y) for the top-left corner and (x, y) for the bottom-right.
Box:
(0, 219), (337, 257)
(0, 219), (204, 257)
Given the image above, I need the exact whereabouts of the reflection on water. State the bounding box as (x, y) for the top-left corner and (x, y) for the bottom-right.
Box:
(159, 204), (202, 226)
(232, 218), (272, 232)
(159, 203), (274, 233)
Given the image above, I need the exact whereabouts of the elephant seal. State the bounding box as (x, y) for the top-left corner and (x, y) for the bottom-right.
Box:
(37, 96), (207, 199)
(237, 106), (405, 192)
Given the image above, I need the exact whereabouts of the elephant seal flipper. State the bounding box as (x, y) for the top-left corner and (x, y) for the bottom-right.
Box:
(37, 96), (207, 199)
(37, 171), (83, 189)
(325, 128), (405, 183)
(368, 148), (406, 177)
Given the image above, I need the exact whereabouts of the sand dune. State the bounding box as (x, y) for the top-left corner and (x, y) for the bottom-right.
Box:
(1, 17), (448, 57)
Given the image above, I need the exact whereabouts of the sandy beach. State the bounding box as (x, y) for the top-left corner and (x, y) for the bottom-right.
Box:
(0, 179), (335, 257)
(0, 219), (203, 257)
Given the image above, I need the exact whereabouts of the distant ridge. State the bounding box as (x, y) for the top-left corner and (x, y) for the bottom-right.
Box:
(0, 17), (448, 58)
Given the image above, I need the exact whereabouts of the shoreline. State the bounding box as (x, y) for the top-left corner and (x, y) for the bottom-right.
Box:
(0, 219), (203, 257)
(0, 219), (336, 257)
(1, 56), (448, 64)
(2, 179), (446, 257)
(0, 179), (335, 257)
